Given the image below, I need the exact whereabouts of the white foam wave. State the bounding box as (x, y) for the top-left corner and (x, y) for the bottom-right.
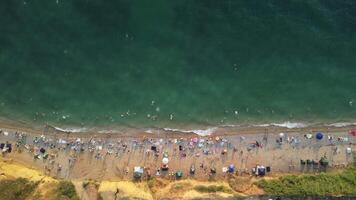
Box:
(98, 130), (121, 134)
(252, 122), (307, 129)
(271, 122), (308, 129)
(54, 127), (87, 133)
(145, 129), (154, 133)
(327, 122), (356, 128)
(254, 124), (271, 127)
(163, 127), (217, 136)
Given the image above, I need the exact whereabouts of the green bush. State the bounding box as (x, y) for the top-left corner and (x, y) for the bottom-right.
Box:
(256, 168), (356, 197)
(194, 185), (232, 193)
(0, 178), (38, 200)
(147, 179), (154, 189)
(56, 181), (80, 200)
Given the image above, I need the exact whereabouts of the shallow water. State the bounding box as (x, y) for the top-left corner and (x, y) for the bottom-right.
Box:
(0, 1), (356, 129)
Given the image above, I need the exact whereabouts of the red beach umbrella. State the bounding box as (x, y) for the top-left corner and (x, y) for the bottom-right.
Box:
(350, 130), (356, 137)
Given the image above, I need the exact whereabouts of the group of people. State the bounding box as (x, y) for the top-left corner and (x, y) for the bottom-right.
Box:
(0, 128), (355, 180)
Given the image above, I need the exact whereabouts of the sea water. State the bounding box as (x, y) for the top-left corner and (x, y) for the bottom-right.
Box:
(0, 0), (355, 130)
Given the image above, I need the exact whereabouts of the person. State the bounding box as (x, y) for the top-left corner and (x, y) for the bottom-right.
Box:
(156, 168), (161, 176)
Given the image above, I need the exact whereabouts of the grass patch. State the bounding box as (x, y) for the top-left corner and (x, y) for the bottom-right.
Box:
(56, 180), (80, 200)
(194, 185), (232, 193)
(169, 182), (192, 193)
(0, 178), (38, 200)
(256, 167), (356, 197)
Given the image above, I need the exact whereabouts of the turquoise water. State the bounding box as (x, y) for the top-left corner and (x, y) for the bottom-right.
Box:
(0, 0), (356, 128)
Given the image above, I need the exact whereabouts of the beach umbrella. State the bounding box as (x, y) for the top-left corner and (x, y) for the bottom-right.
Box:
(228, 164), (235, 173)
(162, 157), (169, 165)
(346, 147), (352, 154)
(316, 132), (323, 140)
(350, 130), (356, 137)
(279, 133), (284, 138)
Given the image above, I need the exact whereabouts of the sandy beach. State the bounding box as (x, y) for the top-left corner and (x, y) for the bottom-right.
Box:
(0, 120), (355, 183)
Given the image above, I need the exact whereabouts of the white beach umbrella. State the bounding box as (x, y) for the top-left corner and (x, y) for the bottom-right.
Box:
(162, 157), (169, 164)
(279, 133), (284, 138)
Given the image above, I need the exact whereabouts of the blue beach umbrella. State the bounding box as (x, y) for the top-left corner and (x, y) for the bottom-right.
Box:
(316, 132), (323, 140)
(228, 164), (235, 173)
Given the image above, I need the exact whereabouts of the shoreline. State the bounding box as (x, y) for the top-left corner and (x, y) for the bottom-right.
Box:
(1, 118), (356, 138)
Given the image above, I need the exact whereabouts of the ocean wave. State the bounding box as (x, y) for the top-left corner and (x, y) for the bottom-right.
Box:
(271, 122), (308, 129)
(145, 129), (154, 133)
(54, 127), (88, 133)
(254, 121), (356, 129)
(97, 130), (121, 134)
(163, 127), (217, 136)
(252, 122), (308, 129)
(327, 122), (356, 128)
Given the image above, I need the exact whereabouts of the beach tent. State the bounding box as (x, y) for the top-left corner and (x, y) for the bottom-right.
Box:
(133, 166), (143, 179)
(319, 157), (329, 167)
(257, 166), (266, 176)
(228, 164), (235, 173)
(162, 157), (169, 165)
(176, 170), (183, 178)
(316, 132), (324, 140)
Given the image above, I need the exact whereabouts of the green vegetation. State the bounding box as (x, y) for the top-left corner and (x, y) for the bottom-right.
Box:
(256, 168), (356, 197)
(0, 178), (38, 200)
(170, 182), (192, 193)
(147, 179), (154, 189)
(194, 185), (232, 193)
(56, 181), (80, 200)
